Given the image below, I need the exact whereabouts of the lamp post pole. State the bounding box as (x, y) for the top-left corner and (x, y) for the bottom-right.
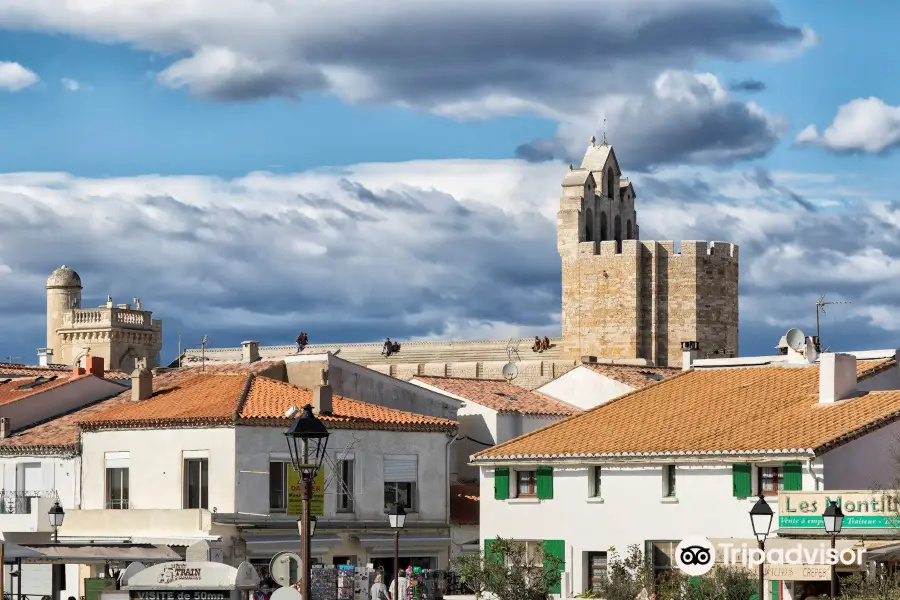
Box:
(822, 499), (844, 600)
(394, 529), (400, 600)
(750, 493), (773, 600)
(758, 539), (765, 600)
(830, 535), (837, 600)
(301, 477), (312, 600)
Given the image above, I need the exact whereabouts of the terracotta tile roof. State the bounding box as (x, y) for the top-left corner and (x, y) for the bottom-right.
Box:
(81, 373), (458, 433)
(473, 359), (900, 461)
(0, 363), (131, 381)
(414, 376), (578, 416)
(0, 374), (91, 407)
(582, 363), (680, 389)
(450, 482), (480, 525)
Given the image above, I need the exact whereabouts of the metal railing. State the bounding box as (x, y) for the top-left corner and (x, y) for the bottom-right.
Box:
(0, 490), (57, 515)
(105, 499), (130, 509)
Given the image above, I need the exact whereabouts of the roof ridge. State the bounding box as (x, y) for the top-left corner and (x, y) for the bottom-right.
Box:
(473, 367), (696, 460)
(232, 374), (255, 422)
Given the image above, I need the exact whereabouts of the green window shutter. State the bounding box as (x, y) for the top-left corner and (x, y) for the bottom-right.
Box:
(782, 462), (802, 491)
(494, 468), (510, 500)
(733, 463), (751, 498)
(536, 466), (554, 500)
(543, 539), (565, 595)
(484, 539), (500, 564)
(771, 579), (781, 600)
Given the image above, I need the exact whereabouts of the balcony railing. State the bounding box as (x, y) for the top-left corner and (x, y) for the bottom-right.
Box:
(105, 499), (130, 510)
(0, 490), (58, 515)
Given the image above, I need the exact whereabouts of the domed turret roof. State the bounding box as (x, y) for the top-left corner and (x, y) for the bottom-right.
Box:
(46, 265), (82, 288)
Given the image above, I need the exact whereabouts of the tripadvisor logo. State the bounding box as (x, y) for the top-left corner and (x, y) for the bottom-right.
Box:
(675, 536), (866, 576)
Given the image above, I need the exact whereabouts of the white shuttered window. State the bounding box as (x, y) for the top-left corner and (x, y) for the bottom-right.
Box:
(383, 455), (417, 482)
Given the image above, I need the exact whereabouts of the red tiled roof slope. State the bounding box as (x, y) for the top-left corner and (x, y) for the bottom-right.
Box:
(475, 359), (900, 460)
(414, 376), (578, 416)
(582, 364), (680, 389)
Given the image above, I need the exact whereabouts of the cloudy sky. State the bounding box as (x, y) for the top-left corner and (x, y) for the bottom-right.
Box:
(1, 0), (898, 364)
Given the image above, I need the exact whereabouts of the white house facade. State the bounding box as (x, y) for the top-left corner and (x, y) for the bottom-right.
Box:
(535, 362), (679, 411)
(472, 343), (900, 599)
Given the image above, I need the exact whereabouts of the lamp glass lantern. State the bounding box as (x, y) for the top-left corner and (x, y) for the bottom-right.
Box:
(750, 494), (774, 542)
(48, 501), (65, 530)
(389, 502), (407, 529)
(284, 404), (330, 477)
(823, 500), (844, 535)
(297, 515), (317, 538)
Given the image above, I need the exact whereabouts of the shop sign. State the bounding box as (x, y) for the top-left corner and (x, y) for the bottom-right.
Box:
(287, 466), (325, 517)
(779, 491), (900, 529)
(131, 592), (226, 600)
(764, 564), (831, 581)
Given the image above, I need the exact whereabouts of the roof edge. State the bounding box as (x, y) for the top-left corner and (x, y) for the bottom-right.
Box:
(471, 449), (816, 465)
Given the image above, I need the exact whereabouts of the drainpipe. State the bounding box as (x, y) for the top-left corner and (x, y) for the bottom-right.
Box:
(806, 457), (823, 490)
(445, 434), (458, 528)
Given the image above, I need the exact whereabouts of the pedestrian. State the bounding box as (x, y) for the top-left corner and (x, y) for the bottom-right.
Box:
(392, 569), (409, 600)
(370, 573), (390, 600)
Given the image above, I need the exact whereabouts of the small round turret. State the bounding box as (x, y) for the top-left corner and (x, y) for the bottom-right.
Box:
(46, 265), (82, 289)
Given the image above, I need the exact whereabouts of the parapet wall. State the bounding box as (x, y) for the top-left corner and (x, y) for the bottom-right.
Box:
(579, 239), (739, 259)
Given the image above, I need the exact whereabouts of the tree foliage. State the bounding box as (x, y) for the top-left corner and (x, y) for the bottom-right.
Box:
(452, 537), (563, 600)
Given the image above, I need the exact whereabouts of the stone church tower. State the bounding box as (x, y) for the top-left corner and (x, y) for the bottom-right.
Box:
(558, 137), (739, 367)
(41, 265), (163, 370)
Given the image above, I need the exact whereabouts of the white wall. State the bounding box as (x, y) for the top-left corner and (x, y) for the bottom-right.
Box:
(1, 376), (125, 432)
(821, 419), (900, 490)
(456, 402), (499, 481)
(858, 365), (900, 392)
(536, 367), (633, 410)
(235, 426), (452, 524)
(0, 455), (80, 510)
(81, 427), (236, 511)
(480, 460), (821, 595)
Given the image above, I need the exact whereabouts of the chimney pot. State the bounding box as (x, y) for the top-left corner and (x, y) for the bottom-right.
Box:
(681, 341), (700, 371)
(241, 341), (260, 364)
(312, 369), (333, 414)
(86, 355), (104, 378)
(0, 417), (11, 439)
(37, 349), (53, 367)
(819, 353), (857, 404)
(131, 367), (153, 402)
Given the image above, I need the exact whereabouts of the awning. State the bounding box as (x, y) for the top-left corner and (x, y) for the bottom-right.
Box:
(125, 561), (260, 591)
(1, 541), (45, 563)
(15, 544), (182, 564)
(244, 535), (340, 558)
(355, 534), (451, 547)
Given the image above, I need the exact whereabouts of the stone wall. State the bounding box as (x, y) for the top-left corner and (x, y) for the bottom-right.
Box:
(559, 237), (739, 368)
(364, 360), (576, 390)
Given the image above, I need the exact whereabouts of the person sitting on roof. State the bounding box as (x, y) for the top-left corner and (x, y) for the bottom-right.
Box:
(296, 332), (307, 353)
(542, 336), (551, 351)
(532, 336), (541, 352)
(391, 340), (401, 353)
(382, 337), (393, 357)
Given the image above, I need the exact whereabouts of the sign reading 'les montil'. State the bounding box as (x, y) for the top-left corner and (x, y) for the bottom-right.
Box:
(779, 491), (900, 529)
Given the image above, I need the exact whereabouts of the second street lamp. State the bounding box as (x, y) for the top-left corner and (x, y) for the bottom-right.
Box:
(389, 502), (407, 600)
(48, 501), (65, 544)
(285, 404), (330, 600)
(750, 493), (773, 600)
(822, 500), (844, 600)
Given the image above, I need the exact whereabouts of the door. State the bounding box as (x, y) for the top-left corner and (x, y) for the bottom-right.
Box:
(16, 463), (42, 513)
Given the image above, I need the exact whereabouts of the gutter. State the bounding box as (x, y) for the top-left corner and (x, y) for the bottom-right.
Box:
(471, 450), (816, 467)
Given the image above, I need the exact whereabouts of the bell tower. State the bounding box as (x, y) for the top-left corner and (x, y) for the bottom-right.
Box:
(45, 265), (83, 364)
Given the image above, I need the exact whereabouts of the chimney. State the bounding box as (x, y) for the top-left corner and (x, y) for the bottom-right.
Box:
(73, 366), (86, 376)
(86, 355), (105, 378)
(131, 366), (153, 402)
(681, 341), (700, 371)
(312, 369), (333, 414)
(37, 348), (53, 366)
(0, 417), (11, 439)
(241, 341), (260, 364)
(819, 353), (857, 404)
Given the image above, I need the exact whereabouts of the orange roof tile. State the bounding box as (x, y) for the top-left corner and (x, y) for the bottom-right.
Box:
(81, 372), (457, 433)
(582, 363), (680, 389)
(0, 363), (131, 381)
(450, 482), (480, 526)
(0, 374), (91, 407)
(474, 359), (900, 461)
(414, 376), (578, 416)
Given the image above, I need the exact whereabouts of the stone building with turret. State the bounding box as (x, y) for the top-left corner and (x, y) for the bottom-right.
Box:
(181, 136), (740, 384)
(40, 265), (163, 370)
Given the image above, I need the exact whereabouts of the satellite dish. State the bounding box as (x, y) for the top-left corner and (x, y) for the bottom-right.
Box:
(270, 587), (303, 600)
(270, 552), (303, 587)
(502, 362), (518, 382)
(785, 328), (806, 351)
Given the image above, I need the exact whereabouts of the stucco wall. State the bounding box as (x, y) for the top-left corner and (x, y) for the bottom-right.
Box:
(536, 366), (633, 410)
(821, 418), (900, 490)
(235, 426), (452, 524)
(0, 376), (124, 433)
(479, 461), (821, 595)
(81, 427), (236, 511)
(455, 402), (498, 482)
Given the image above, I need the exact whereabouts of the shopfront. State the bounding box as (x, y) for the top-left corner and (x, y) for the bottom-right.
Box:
(123, 561), (261, 600)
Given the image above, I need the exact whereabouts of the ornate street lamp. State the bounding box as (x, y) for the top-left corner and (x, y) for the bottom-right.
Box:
(297, 515), (318, 538)
(822, 500), (844, 600)
(389, 502), (407, 600)
(750, 493), (773, 600)
(48, 501), (65, 544)
(285, 404), (329, 600)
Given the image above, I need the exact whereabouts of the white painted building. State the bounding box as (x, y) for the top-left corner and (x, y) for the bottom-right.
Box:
(62, 365), (460, 578)
(535, 363), (679, 411)
(472, 342), (900, 598)
(0, 358), (129, 600)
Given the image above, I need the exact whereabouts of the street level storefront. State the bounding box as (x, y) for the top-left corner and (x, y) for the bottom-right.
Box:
(123, 561), (260, 600)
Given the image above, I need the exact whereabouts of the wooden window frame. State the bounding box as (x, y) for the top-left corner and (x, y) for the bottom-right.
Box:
(517, 470), (536, 497)
(758, 466), (782, 496)
(593, 466), (602, 498)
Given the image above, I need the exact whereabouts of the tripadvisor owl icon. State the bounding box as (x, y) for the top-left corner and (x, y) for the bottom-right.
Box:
(675, 536), (716, 576)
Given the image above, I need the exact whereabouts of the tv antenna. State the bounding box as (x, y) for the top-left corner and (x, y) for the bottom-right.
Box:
(815, 295), (851, 352)
(200, 335), (209, 371)
(502, 339), (520, 383)
(1, 356), (22, 364)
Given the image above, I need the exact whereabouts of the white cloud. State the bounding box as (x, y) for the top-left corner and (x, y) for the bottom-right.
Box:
(0, 62), (39, 92)
(0, 156), (898, 360)
(795, 97), (900, 154)
(61, 77), (85, 91)
(0, 0), (813, 167)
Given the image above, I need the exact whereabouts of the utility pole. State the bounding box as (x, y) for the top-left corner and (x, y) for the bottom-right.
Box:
(816, 294), (851, 352)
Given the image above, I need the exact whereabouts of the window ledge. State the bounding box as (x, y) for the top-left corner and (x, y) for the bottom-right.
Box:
(660, 497), (679, 504)
(507, 498), (541, 505)
(586, 497), (605, 504)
